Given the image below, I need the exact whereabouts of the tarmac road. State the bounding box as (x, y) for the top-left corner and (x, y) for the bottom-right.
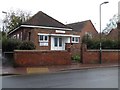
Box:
(2, 67), (118, 88)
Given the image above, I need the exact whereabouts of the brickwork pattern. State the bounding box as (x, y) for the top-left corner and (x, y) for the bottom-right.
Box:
(82, 45), (119, 64)
(14, 50), (71, 66)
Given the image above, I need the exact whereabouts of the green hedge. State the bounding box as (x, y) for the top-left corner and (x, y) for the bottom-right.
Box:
(18, 41), (36, 50)
(2, 38), (21, 52)
(2, 38), (36, 52)
(82, 35), (119, 49)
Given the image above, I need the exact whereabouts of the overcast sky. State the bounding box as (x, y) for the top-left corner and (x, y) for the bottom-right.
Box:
(0, 0), (119, 32)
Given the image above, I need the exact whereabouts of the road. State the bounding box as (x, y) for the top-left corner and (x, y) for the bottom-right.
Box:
(2, 67), (118, 88)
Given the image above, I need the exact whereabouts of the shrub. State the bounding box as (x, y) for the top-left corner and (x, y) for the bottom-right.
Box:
(71, 55), (81, 62)
(2, 38), (21, 52)
(82, 36), (120, 49)
(18, 41), (35, 50)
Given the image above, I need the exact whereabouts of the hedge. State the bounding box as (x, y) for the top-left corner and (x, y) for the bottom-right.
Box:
(82, 35), (120, 49)
(2, 38), (36, 52)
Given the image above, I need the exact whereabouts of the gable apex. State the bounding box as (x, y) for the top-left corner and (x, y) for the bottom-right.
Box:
(22, 11), (71, 29)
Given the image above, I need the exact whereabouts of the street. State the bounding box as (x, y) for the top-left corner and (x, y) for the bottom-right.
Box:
(2, 67), (118, 88)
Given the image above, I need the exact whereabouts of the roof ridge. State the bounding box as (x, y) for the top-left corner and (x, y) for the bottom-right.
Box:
(66, 20), (91, 25)
(38, 11), (70, 28)
(22, 11), (71, 29)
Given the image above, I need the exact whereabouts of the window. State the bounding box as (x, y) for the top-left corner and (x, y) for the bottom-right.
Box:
(17, 34), (19, 39)
(54, 38), (58, 47)
(39, 35), (48, 42)
(21, 32), (22, 40)
(59, 38), (62, 47)
(39, 34), (49, 46)
(72, 37), (79, 43)
(28, 32), (31, 41)
(13, 35), (16, 39)
(40, 35), (44, 41)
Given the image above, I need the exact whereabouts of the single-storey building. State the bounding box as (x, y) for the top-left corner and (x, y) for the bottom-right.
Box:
(7, 11), (101, 66)
(8, 11), (80, 51)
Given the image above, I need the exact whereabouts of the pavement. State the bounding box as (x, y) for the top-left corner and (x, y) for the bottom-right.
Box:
(1, 63), (119, 76)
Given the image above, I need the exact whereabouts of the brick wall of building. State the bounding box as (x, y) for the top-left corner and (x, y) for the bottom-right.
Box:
(14, 50), (71, 67)
(82, 44), (119, 64)
(79, 21), (98, 40)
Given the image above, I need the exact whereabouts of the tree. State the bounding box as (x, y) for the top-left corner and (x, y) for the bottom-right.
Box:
(103, 14), (119, 34)
(3, 9), (31, 33)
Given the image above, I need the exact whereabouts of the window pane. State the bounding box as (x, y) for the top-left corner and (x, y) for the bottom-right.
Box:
(40, 35), (43, 40)
(45, 36), (48, 41)
(76, 37), (79, 42)
(59, 38), (62, 47)
(54, 38), (58, 47)
(72, 37), (74, 41)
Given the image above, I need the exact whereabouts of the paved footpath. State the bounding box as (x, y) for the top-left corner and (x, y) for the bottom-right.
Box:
(1, 63), (119, 76)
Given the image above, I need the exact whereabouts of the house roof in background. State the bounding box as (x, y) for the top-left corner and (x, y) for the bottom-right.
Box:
(23, 11), (71, 29)
(66, 20), (94, 32)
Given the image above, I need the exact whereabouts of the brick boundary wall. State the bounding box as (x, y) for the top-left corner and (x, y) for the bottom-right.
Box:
(14, 50), (71, 67)
(82, 44), (119, 64)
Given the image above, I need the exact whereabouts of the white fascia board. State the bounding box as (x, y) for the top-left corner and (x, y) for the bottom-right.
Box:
(8, 26), (21, 35)
(38, 33), (80, 37)
(21, 25), (72, 31)
(38, 33), (50, 35)
(50, 34), (72, 37)
(72, 35), (80, 37)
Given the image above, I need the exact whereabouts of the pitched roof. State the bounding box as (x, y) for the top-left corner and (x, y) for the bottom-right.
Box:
(67, 20), (92, 32)
(107, 28), (119, 40)
(22, 11), (71, 29)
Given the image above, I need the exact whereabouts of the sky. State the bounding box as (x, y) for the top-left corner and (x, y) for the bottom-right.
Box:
(0, 0), (119, 32)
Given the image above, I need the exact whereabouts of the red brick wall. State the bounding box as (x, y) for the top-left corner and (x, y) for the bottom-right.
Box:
(79, 21), (98, 40)
(82, 45), (119, 64)
(65, 43), (81, 56)
(14, 50), (71, 67)
(107, 29), (118, 40)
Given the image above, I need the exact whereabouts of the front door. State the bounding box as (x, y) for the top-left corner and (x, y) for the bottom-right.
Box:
(51, 37), (64, 50)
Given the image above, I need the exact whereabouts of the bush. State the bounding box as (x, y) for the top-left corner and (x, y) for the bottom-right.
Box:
(71, 55), (81, 62)
(82, 36), (120, 49)
(18, 41), (35, 50)
(2, 38), (36, 52)
(2, 38), (21, 52)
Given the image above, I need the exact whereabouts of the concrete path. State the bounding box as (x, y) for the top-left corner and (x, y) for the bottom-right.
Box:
(1, 63), (119, 76)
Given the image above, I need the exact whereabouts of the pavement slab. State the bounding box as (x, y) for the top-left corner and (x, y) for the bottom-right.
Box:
(1, 63), (119, 76)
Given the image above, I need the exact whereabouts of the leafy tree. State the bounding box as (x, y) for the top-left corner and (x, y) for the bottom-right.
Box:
(3, 9), (31, 33)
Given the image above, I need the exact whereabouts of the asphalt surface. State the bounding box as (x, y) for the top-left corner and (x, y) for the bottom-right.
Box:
(2, 67), (118, 88)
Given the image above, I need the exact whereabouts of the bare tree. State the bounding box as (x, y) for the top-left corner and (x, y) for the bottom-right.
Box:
(103, 14), (118, 34)
(3, 9), (31, 33)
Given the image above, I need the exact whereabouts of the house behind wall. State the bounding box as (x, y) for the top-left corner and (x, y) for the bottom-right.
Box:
(8, 11), (98, 58)
(8, 11), (81, 56)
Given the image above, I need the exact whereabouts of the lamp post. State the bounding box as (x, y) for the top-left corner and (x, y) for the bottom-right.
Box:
(99, 1), (109, 64)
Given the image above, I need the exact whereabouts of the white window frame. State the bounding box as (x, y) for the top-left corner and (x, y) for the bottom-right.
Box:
(72, 37), (79, 43)
(38, 33), (49, 46)
(17, 34), (19, 39)
(21, 32), (22, 40)
(13, 35), (17, 39)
